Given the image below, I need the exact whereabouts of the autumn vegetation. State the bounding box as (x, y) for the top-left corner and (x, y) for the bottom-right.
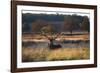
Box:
(22, 47), (89, 62)
(22, 13), (90, 62)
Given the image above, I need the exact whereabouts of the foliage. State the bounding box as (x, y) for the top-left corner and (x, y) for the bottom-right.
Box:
(80, 16), (90, 32)
(41, 25), (56, 35)
(22, 13), (89, 33)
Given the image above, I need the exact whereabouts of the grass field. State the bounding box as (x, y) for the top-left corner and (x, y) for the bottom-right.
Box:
(22, 32), (90, 62)
(22, 47), (90, 62)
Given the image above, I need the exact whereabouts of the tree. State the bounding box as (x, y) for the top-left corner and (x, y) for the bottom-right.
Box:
(63, 15), (73, 34)
(80, 16), (90, 32)
(32, 19), (47, 33)
(41, 25), (61, 49)
(22, 22), (31, 32)
(63, 14), (82, 33)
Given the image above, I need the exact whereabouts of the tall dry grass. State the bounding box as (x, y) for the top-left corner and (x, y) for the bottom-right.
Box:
(22, 47), (89, 62)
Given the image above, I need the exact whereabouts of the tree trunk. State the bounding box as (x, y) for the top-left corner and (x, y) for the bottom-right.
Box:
(70, 30), (73, 35)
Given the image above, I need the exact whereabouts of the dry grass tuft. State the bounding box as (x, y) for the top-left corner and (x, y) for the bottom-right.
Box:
(47, 48), (89, 61)
(22, 47), (90, 62)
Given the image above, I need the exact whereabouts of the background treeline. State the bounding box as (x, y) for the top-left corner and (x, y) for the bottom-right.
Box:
(22, 13), (90, 33)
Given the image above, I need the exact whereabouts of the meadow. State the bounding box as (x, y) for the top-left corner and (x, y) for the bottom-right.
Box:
(22, 47), (90, 62)
(22, 32), (90, 62)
